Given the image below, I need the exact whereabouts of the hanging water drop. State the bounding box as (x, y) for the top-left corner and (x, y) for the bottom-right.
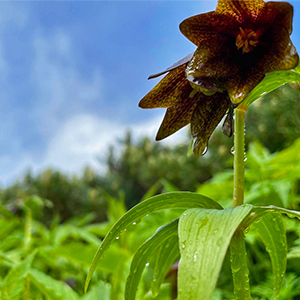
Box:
(202, 146), (208, 155)
(116, 236), (120, 240)
(145, 262), (150, 267)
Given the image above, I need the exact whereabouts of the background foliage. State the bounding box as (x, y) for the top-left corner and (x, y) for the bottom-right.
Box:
(1, 83), (300, 299)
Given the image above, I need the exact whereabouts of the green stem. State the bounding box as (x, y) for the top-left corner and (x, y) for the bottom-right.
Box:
(233, 108), (246, 208)
(231, 107), (251, 298)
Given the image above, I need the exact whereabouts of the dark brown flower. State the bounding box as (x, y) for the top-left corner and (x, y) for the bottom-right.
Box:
(139, 63), (231, 155)
(181, 0), (299, 104)
(139, 0), (299, 155)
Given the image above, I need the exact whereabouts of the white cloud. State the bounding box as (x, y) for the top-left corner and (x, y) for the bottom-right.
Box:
(31, 29), (103, 136)
(42, 113), (188, 175)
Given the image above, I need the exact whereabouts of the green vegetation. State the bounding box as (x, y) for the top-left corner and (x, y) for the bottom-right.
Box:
(1, 83), (300, 299)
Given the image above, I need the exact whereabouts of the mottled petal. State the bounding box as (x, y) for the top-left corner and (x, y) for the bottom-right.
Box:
(186, 37), (238, 82)
(191, 93), (230, 156)
(274, 40), (299, 71)
(156, 89), (197, 141)
(259, 2), (294, 34)
(148, 53), (193, 79)
(227, 25), (299, 104)
(216, 0), (265, 22)
(264, 26), (299, 72)
(139, 65), (190, 109)
(226, 69), (265, 105)
(180, 12), (238, 47)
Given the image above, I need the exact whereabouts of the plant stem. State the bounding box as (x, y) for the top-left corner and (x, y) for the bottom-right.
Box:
(233, 107), (246, 208)
(231, 106), (251, 299)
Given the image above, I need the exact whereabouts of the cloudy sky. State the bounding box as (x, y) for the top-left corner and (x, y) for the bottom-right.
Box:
(0, 1), (299, 185)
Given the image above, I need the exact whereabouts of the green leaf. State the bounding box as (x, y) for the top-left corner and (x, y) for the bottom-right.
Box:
(256, 205), (300, 219)
(82, 281), (111, 300)
(241, 68), (300, 109)
(230, 230), (251, 300)
(125, 219), (179, 300)
(252, 212), (287, 299)
(141, 181), (161, 201)
(110, 260), (131, 300)
(178, 205), (252, 300)
(151, 234), (179, 297)
(29, 269), (80, 300)
(53, 225), (101, 247)
(161, 178), (178, 193)
(0, 251), (36, 300)
(54, 242), (130, 274)
(85, 192), (222, 291)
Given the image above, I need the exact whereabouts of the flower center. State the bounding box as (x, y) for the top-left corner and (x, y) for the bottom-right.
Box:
(236, 27), (259, 54)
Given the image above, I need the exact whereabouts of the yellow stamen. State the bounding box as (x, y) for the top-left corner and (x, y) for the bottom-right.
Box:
(236, 27), (260, 54)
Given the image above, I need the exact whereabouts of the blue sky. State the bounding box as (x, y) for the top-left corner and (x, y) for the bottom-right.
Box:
(0, 1), (299, 185)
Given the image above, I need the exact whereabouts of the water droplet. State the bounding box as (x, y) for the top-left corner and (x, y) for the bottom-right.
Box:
(254, 217), (262, 223)
(192, 137), (208, 155)
(116, 236), (119, 240)
(231, 146), (235, 155)
(250, 212), (256, 218)
(194, 252), (198, 261)
(231, 264), (241, 273)
(202, 146), (208, 155)
(145, 263), (149, 267)
(132, 222), (136, 225)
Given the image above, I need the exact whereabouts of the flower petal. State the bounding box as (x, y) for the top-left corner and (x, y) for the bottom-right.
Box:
(139, 65), (190, 109)
(186, 36), (238, 82)
(226, 25), (299, 104)
(148, 53), (193, 79)
(180, 12), (238, 47)
(216, 0), (265, 21)
(259, 2), (294, 34)
(191, 93), (230, 156)
(156, 89), (197, 141)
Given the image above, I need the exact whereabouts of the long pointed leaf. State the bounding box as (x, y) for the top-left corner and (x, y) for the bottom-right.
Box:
(125, 219), (179, 300)
(151, 235), (179, 297)
(252, 212), (287, 299)
(85, 192), (222, 291)
(230, 230), (251, 300)
(29, 269), (79, 300)
(178, 205), (252, 300)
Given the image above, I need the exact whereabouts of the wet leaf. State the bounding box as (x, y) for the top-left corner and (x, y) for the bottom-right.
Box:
(151, 234), (179, 297)
(85, 192), (222, 291)
(230, 230), (251, 300)
(125, 219), (179, 300)
(252, 212), (287, 299)
(178, 205), (252, 300)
